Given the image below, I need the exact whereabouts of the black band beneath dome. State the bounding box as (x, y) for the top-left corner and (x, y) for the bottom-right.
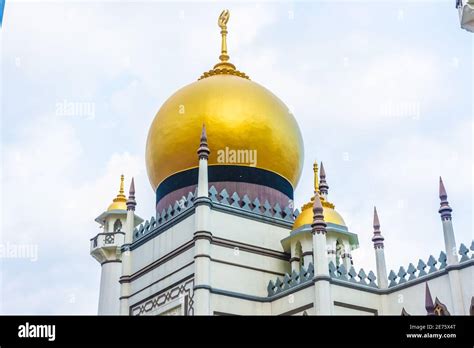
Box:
(156, 165), (294, 205)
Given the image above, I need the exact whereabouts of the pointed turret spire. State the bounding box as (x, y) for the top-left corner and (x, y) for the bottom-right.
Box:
(372, 206), (385, 249)
(319, 161), (329, 196)
(126, 177), (136, 211)
(311, 191), (327, 235)
(438, 177), (452, 220)
(197, 124), (210, 159)
(425, 283), (435, 316)
(107, 174), (127, 211)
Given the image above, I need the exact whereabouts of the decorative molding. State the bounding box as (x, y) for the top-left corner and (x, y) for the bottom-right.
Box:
(212, 258), (285, 277)
(387, 243), (473, 288)
(132, 186), (296, 244)
(211, 236), (290, 261)
(130, 277), (195, 316)
(333, 301), (378, 315)
(126, 240), (194, 281)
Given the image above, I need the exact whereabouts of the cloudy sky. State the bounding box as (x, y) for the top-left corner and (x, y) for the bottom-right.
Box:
(1, 0), (472, 314)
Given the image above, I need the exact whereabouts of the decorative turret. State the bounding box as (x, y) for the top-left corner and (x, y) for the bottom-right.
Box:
(120, 177), (142, 315)
(311, 191), (327, 235)
(197, 125), (211, 198)
(438, 177), (452, 221)
(197, 124), (210, 160)
(438, 177), (458, 265)
(194, 124), (213, 315)
(319, 161), (329, 197)
(372, 207), (385, 249)
(311, 191), (332, 314)
(126, 177), (136, 211)
(372, 207), (388, 289)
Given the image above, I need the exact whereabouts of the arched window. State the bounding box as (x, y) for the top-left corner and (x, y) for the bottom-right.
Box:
(113, 219), (122, 232)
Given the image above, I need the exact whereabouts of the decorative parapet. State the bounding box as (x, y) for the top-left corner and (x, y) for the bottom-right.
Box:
(133, 191), (196, 241)
(133, 186), (297, 242)
(387, 242), (473, 287)
(208, 185), (297, 221)
(328, 261), (378, 288)
(267, 263), (314, 296)
(459, 242), (473, 262)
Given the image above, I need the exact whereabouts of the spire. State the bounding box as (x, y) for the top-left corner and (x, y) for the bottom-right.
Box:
(425, 283), (435, 316)
(311, 191), (327, 234)
(371, 206), (385, 249)
(197, 124), (210, 159)
(217, 9), (231, 67)
(438, 177), (452, 220)
(119, 174), (125, 196)
(313, 161), (319, 194)
(107, 174), (127, 211)
(126, 177), (136, 211)
(319, 161), (329, 196)
(199, 10), (249, 80)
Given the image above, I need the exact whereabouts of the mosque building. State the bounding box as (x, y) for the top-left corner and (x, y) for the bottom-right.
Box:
(90, 10), (473, 316)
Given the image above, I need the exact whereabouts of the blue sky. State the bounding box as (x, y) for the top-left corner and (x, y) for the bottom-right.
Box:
(1, 1), (472, 314)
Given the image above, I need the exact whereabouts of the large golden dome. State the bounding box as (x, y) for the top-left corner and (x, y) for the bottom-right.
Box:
(146, 75), (304, 191)
(145, 10), (304, 195)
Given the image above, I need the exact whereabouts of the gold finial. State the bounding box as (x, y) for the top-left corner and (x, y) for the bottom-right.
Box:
(198, 9), (249, 80)
(218, 9), (230, 63)
(119, 174), (125, 195)
(107, 174), (127, 211)
(313, 161), (319, 193)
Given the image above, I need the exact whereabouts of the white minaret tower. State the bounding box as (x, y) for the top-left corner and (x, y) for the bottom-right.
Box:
(90, 175), (127, 315)
(193, 125), (212, 315)
(372, 206), (388, 289)
(91, 175), (143, 315)
(312, 191), (332, 315)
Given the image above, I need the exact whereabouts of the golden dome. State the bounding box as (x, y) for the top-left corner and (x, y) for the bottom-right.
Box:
(107, 175), (127, 211)
(293, 200), (347, 229)
(292, 162), (347, 229)
(145, 10), (304, 192)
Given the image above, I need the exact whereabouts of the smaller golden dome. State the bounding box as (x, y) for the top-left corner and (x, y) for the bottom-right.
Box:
(107, 175), (127, 211)
(292, 162), (347, 230)
(293, 200), (346, 229)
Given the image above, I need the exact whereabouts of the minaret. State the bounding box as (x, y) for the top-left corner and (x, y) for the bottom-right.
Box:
(438, 177), (458, 265)
(311, 191), (332, 315)
(90, 175), (127, 315)
(193, 124), (213, 315)
(372, 207), (388, 289)
(425, 283), (435, 316)
(438, 177), (465, 314)
(319, 161), (329, 199)
(119, 178), (136, 315)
